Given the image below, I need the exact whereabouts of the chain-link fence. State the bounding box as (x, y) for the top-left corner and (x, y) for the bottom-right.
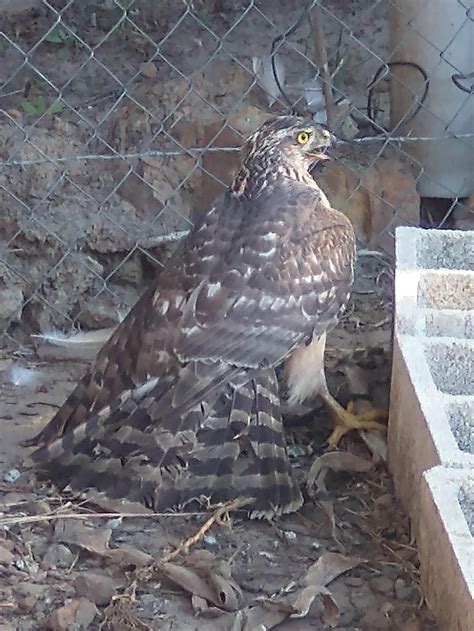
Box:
(0, 0), (473, 355)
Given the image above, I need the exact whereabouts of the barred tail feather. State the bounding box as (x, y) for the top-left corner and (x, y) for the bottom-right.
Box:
(30, 366), (302, 519)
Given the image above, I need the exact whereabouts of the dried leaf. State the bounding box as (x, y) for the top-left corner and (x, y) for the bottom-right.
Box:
(321, 589), (340, 628)
(191, 594), (209, 615)
(360, 430), (388, 463)
(107, 544), (153, 568)
(307, 451), (373, 493)
(54, 519), (111, 557)
(319, 499), (344, 551)
(236, 552), (363, 629)
(305, 551), (364, 587)
(159, 556), (241, 612)
(240, 603), (288, 630)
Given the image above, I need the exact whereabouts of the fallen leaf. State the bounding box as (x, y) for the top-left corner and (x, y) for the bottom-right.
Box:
(107, 544), (153, 568)
(158, 550), (241, 612)
(45, 598), (99, 630)
(321, 589), (340, 627)
(305, 551), (364, 586)
(54, 519), (111, 557)
(191, 594), (209, 615)
(307, 451), (373, 495)
(74, 571), (119, 606)
(360, 430), (388, 463)
(237, 552), (363, 630)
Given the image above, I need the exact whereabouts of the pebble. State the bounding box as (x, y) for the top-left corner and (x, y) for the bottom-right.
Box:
(0, 544), (14, 564)
(369, 575), (394, 595)
(3, 469), (21, 483)
(284, 530), (297, 541)
(47, 598), (99, 631)
(43, 543), (75, 569)
(74, 572), (117, 606)
(203, 534), (218, 546)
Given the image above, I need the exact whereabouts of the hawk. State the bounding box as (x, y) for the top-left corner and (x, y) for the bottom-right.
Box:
(25, 116), (385, 518)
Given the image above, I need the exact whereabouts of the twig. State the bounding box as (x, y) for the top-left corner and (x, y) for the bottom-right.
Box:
(309, 5), (336, 128)
(159, 497), (253, 564)
(0, 509), (226, 528)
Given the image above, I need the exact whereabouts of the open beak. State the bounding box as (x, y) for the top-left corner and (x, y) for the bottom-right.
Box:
(308, 131), (337, 163)
(308, 148), (332, 161)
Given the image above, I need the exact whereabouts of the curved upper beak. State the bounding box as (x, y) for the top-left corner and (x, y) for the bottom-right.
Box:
(308, 130), (337, 162)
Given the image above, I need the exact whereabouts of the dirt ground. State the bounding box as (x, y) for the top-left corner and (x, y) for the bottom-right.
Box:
(0, 1), (445, 629)
(0, 256), (438, 630)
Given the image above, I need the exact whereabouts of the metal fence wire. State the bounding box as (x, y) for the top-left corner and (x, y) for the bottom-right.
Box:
(0, 0), (473, 353)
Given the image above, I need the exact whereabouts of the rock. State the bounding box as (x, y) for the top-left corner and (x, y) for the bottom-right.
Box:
(0, 544), (14, 564)
(369, 575), (394, 595)
(73, 572), (117, 606)
(15, 582), (47, 610)
(43, 543), (75, 569)
(394, 577), (415, 601)
(3, 468), (21, 483)
(46, 598), (99, 630)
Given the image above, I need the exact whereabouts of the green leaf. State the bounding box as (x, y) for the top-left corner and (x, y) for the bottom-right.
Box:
(45, 30), (65, 44)
(35, 95), (46, 113)
(20, 99), (39, 114)
(48, 99), (64, 115)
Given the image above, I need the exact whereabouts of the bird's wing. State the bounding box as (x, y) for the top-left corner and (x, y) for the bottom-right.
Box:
(27, 186), (354, 516)
(28, 187), (354, 449)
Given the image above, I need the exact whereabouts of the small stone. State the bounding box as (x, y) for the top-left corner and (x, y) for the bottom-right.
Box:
(17, 594), (38, 611)
(203, 534), (218, 546)
(369, 575), (394, 595)
(284, 530), (297, 541)
(358, 607), (393, 629)
(3, 469), (21, 483)
(74, 572), (117, 606)
(396, 585), (415, 601)
(43, 543), (75, 569)
(105, 516), (123, 530)
(139, 61), (158, 79)
(47, 598), (99, 630)
(25, 500), (51, 515)
(0, 544), (14, 564)
(15, 558), (39, 574)
(310, 540), (322, 550)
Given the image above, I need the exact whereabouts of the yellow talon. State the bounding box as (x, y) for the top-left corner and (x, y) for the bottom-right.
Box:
(319, 392), (387, 448)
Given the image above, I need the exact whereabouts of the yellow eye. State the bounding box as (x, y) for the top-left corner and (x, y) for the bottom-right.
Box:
(296, 130), (311, 145)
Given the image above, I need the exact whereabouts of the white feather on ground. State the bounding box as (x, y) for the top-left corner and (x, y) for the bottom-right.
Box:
(31, 328), (116, 361)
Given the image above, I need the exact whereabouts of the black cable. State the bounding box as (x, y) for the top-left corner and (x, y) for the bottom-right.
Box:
(367, 61), (429, 132)
(270, 0), (316, 112)
(451, 71), (474, 94)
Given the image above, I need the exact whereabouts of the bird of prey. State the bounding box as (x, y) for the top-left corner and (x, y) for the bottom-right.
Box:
(25, 116), (385, 518)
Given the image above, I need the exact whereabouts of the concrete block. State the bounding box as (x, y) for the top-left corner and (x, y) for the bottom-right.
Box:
(389, 335), (474, 515)
(419, 467), (474, 631)
(390, 227), (474, 628)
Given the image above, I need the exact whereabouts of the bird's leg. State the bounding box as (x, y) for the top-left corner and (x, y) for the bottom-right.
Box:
(318, 390), (387, 448)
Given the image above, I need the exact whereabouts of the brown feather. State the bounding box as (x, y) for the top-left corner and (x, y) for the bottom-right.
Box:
(26, 115), (355, 519)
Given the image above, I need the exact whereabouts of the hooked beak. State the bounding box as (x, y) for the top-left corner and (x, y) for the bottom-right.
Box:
(307, 131), (337, 163)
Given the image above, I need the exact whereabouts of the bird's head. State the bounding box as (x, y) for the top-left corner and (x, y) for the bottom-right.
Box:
(231, 115), (335, 197)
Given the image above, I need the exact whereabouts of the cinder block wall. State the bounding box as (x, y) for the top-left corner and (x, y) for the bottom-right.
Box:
(389, 227), (474, 631)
